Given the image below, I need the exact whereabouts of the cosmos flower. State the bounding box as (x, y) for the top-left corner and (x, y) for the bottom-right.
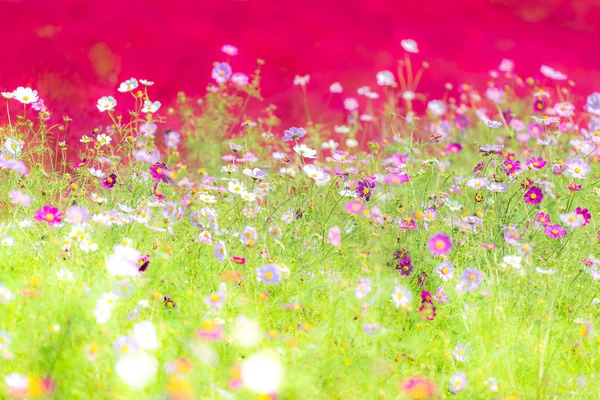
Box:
(142, 100), (161, 113)
(102, 173), (117, 189)
(540, 65), (567, 80)
(523, 186), (543, 205)
(401, 39), (419, 53)
(150, 162), (170, 183)
(12, 87), (39, 104)
(97, 96), (117, 112)
(221, 44), (238, 56)
(345, 200), (365, 215)
(282, 127), (306, 141)
(212, 62), (232, 83)
(392, 285), (412, 309)
(256, 264), (282, 284)
(34, 204), (63, 225)
(118, 78), (139, 93)
(449, 372), (467, 393)
(329, 82), (343, 93)
(293, 74), (310, 86)
(231, 72), (249, 86)
(376, 70), (395, 86)
(544, 224), (566, 239)
(427, 233), (452, 256)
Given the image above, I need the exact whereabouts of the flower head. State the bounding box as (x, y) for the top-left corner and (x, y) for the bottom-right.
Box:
(427, 233), (452, 256)
(34, 205), (63, 225)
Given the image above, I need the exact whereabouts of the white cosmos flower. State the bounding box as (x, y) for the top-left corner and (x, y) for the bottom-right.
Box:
(96, 134), (112, 146)
(118, 78), (139, 93)
(293, 144), (317, 158)
(198, 194), (217, 203)
(12, 87), (39, 104)
(139, 79), (154, 86)
(116, 351), (158, 389)
(540, 65), (567, 81)
(346, 138), (358, 148)
(97, 96), (117, 112)
(427, 100), (446, 116)
(334, 125), (351, 134)
(1, 92), (14, 99)
(142, 100), (161, 113)
(376, 70), (395, 86)
(241, 351), (284, 394)
(401, 39), (419, 53)
(106, 245), (142, 277)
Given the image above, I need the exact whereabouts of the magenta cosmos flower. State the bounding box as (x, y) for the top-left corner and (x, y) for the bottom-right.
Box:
(34, 204), (63, 225)
(427, 233), (452, 256)
(150, 162), (170, 183)
(524, 186), (543, 205)
(102, 173), (117, 189)
(545, 224), (566, 239)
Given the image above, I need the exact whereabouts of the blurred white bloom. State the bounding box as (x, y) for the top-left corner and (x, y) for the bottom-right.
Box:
(232, 316), (262, 348)
(139, 79), (154, 86)
(106, 245), (142, 277)
(116, 351), (158, 389)
(241, 351), (284, 394)
(132, 321), (158, 351)
(376, 70), (395, 86)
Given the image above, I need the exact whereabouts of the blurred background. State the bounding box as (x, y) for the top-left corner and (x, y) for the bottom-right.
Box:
(1, 0), (599, 135)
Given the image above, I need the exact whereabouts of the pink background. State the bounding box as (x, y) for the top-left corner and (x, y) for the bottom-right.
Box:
(1, 0), (600, 136)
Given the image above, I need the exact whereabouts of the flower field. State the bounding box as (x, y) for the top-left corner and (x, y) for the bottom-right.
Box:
(1, 42), (600, 399)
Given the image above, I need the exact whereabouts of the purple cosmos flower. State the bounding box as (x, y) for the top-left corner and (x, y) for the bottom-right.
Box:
(427, 233), (453, 256)
(165, 130), (181, 149)
(394, 250), (413, 276)
(211, 62), (232, 83)
(282, 127), (306, 142)
(214, 241), (227, 263)
(102, 173), (117, 189)
(524, 186), (543, 205)
(536, 212), (551, 226)
(256, 264), (282, 284)
(34, 204), (63, 225)
(132, 148), (161, 163)
(457, 268), (483, 293)
(356, 177), (376, 201)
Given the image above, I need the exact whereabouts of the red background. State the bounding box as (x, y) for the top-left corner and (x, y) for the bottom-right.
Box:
(1, 0), (600, 136)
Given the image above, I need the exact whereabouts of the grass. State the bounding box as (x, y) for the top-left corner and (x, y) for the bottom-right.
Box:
(0, 50), (600, 399)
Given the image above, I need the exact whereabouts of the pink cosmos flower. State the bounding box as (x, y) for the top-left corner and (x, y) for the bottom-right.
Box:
(34, 204), (63, 225)
(526, 157), (546, 170)
(544, 224), (567, 239)
(327, 226), (341, 246)
(536, 212), (551, 226)
(427, 233), (453, 256)
(384, 173), (410, 185)
(345, 200), (365, 215)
